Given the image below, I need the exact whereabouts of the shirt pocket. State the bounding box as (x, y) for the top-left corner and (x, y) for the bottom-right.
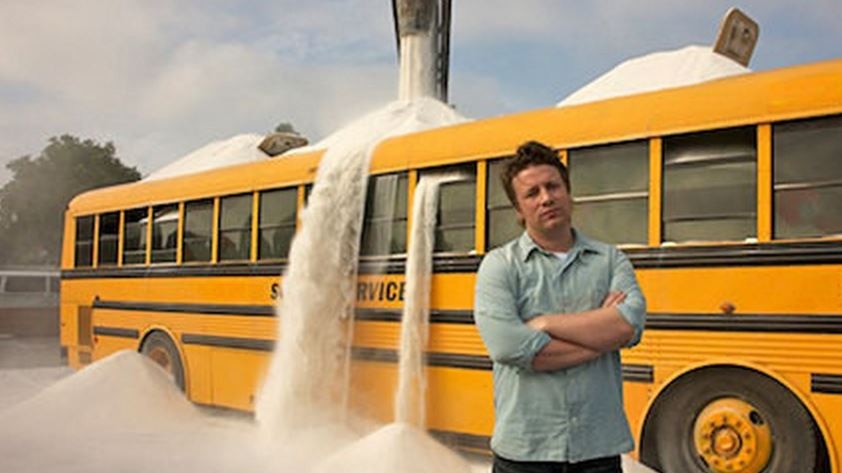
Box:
(516, 273), (558, 318)
(563, 270), (611, 312)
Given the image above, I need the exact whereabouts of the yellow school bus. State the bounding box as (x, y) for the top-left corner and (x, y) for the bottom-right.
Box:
(60, 58), (842, 472)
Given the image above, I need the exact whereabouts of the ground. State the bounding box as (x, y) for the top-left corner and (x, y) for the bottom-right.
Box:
(0, 334), (655, 472)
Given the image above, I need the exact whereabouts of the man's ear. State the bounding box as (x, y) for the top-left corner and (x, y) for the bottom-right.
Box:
(514, 206), (525, 228)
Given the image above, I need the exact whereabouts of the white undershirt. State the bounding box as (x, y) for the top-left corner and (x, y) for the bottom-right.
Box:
(552, 251), (568, 262)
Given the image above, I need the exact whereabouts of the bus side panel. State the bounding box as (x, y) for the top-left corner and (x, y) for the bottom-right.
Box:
(622, 380), (653, 460)
(639, 265), (840, 314)
(348, 362), (495, 439)
(426, 366), (494, 437)
(813, 394), (842, 470)
(349, 361), (398, 424)
(182, 344), (212, 405)
(92, 335), (137, 361)
(59, 303), (76, 349)
(210, 348), (271, 411)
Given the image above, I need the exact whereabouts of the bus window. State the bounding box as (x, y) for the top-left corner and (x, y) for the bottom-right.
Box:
(774, 114), (842, 238)
(97, 212), (119, 266)
(360, 172), (408, 256)
(75, 216), (94, 267)
(123, 208), (148, 265)
(420, 163), (476, 254)
(486, 158), (521, 250)
(151, 204), (178, 264)
(4, 275), (46, 293)
(183, 200), (213, 263)
(569, 140), (649, 245)
(258, 188), (297, 260)
(663, 127), (756, 242)
(219, 194), (253, 262)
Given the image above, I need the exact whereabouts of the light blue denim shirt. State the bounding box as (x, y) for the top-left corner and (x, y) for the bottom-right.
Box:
(474, 230), (646, 463)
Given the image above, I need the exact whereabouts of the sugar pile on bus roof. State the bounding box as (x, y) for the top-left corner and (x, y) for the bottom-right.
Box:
(144, 133), (266, 181)
(144, 97), (467, 182)
(557, 45), (750, 107)
(289, 96), (468, 155)
(142, 45), (746, 182)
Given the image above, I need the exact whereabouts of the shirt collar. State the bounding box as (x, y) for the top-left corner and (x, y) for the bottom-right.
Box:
(517, 228), (604, 262)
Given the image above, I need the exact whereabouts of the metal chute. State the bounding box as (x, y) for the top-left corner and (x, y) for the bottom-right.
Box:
(391, 0), (451, 102)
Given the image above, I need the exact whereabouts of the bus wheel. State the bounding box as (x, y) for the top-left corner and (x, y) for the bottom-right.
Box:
(140, 331), (186, 392)
(641, 366), (818, 473)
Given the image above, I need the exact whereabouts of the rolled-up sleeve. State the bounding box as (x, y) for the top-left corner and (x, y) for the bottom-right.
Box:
(474, 251), (551, 370)
(610, 249), (646, 347)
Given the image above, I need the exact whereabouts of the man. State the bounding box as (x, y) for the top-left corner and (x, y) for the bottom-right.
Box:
(474, 140), (646, 473)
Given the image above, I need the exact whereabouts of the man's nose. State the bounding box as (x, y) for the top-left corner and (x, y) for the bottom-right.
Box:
(538, 187), (554, 204)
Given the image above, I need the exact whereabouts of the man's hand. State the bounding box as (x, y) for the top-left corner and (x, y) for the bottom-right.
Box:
(601, 291), (626, 308)
(524, 290), (634, 351)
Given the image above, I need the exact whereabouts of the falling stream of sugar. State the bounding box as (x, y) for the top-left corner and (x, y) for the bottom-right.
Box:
(313, 173), (476, 473)
(255, 98), (467, 442)
(255, 125), (370, 438)
(395, 174), (464, 426)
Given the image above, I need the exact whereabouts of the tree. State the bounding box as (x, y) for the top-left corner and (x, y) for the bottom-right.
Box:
(273, 122), (299, 134)
(0, 135), (141, 266)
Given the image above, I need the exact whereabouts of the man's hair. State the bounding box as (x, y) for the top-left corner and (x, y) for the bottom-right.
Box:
(501, 140), (570, 208)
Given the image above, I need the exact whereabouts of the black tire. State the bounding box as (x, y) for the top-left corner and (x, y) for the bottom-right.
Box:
(640, 366), (819, 473)
(140, 331), (186, 392)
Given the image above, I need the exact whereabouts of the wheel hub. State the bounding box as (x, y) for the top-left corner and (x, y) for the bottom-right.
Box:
(693, 398), (772, 473)
(712, 428), (741, 456)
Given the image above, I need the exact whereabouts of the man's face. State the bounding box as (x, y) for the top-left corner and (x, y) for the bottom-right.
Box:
(511, 164), (572, 236)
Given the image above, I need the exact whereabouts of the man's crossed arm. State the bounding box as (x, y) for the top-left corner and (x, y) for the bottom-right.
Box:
(529, 292), (634, 372)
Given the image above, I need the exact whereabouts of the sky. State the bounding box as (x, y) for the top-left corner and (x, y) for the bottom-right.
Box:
(1, 1), (840, 184)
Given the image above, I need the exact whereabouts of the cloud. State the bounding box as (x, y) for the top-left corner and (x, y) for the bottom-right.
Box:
(1, 0), (840, 184)
(0, 0), (397, 178)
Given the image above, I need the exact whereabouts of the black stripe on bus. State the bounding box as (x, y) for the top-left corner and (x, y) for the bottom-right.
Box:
(350, 347), (492, 371)
(181, 334), (275, 351)
(811, 374), (842, 394)
(350, 346), (652, 381)
(355, 308), (474, 324)
(90, 299), (842, 336)
(62, 262), (289, 279)
(625, 240), (842, 268)
(351, 346), (399, 363)
(622, 364), (654, 383)
(351, 347), (492, 371)
(60, 256), (481, 279)
(429, 430), (490, 452)
(354, 309), (402, 322)
(92, 299), (275, 317)
(91, 299), (475, 324)
(647, 313), (842, 333)
(91, 299), (842, 335)
(92, 326), (139, 339)
(358, 256), (484, 275)
(61, 241), (842, 280)
(428, 352), (493, 370)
